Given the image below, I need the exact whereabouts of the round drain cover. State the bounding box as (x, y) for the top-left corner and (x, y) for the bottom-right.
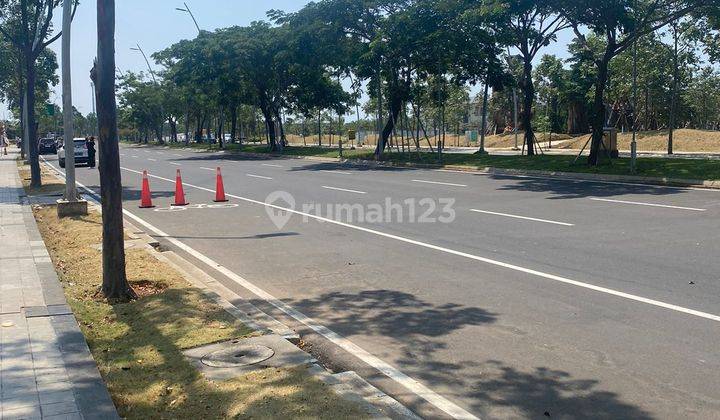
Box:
(201, 345), (274, 368)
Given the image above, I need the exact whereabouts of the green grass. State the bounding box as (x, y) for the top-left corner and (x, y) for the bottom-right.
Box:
(123, 140), (720, 181)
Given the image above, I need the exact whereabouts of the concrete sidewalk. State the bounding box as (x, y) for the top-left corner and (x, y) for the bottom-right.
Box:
(0, 150), (117, 420)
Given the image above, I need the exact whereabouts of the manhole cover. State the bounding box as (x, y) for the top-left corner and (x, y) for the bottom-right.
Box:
(201, 345), (274, 368)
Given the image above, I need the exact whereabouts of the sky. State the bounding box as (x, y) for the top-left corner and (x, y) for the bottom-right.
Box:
(0, 0), (574, 120)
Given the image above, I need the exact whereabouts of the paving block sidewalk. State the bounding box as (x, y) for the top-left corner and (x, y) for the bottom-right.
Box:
(0, 150), (118, 420)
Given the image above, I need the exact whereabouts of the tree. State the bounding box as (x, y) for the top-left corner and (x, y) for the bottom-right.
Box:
(489, 0), (569, 155)
(0, 0), (76, 186)
(558, 0), (718, 165)
(93, 0), (135, 301)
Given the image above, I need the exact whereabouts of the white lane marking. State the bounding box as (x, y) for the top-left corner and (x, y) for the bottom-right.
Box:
(320, 170), (352, 175)
(412, 179), (467, 187)
(469, 209), (574, 226)
(44, 158), (478, 420)
(120, 165), (720, 325)
(261, 163), (283, 168)
(131, 155), (139, 158)
(148, 158), (157, 162)
(200, 167), (215, 171)
(322, 186), (367, 194)
(173, 153), (182, 157)
(589, 198), (707, 212)
(156, 152), (165, 155)
(119, 153), (126, 157)
(169, 162), (181, 166)
(247, 174), (273, 180)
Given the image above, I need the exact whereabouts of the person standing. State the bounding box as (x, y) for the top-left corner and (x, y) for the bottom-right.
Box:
(86, 136), (97, 168)
(0, 123), (7, 156)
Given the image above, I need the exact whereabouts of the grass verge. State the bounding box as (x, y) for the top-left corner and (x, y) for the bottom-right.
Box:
(17, 158), (65, 196)
(130, 140), (720, 181)
(29, 161), (367, 418)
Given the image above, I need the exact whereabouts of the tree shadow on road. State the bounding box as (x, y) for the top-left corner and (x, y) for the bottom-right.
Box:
(467, 360), (654, 419)
(491, 174), (693, 200)
(281, 289), (496, 339)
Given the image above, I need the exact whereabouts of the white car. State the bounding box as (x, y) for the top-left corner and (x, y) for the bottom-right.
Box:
(58, 138), (90, 168)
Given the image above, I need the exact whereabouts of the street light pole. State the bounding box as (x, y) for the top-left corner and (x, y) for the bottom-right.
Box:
(131, 45), (165, 144)
(61, 0), (77, 202)
(130, 44), (157, 83)
(176, 2), (201, 34)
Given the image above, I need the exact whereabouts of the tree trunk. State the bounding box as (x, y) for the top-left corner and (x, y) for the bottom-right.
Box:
(184, 104), (190, 145)
(374, 94), (402, 159)
(95, 0), (136, 302)
(261, 106), (277, 151)
(588, 55), (611, 166)
(668, 23), (679, 155)
(567, 100), (588, 134)
(521, 57), (536, 156)
(230, 106), (238, 143)
(25, 52), (41, 187)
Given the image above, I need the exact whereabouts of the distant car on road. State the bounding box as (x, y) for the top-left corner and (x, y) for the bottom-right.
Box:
(58, 138), (90, 168)
(38, 138), (57, 154)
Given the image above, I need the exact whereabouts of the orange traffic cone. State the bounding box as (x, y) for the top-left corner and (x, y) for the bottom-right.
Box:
(214, 167), (228, 202)
(172, 169), (189, 206)
(139, 170), (154, 208)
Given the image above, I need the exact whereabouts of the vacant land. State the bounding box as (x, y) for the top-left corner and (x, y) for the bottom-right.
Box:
(560, 129), (720, 153)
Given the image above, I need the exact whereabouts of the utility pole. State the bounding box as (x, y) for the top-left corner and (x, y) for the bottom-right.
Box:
(631, 13), (638, 174)
(176, 2), (201, 34)
(57, 0), (86, 217)
(512, 88), (519, 151)
(478, 77), (489, 155)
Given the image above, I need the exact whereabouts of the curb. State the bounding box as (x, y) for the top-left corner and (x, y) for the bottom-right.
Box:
(15, 185), (120, 418)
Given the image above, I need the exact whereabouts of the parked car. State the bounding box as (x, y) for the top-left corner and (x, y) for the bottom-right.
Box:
(58, 138), (90, 168)
(38, 138), (57, 154)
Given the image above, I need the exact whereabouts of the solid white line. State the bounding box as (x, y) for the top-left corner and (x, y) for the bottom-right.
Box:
(44, 158), (478, 420)
(120, 165), (720, 325)
(200, 167), (215, 171)
(322, 186), (367, 194)
(168, 162), (181, 166)
(261, 163), (283, 168)
(147, 158), (157, 162)
(412, 179), (467, 187)
(469, 209), (574, 226)
(131, 155), (139, 158)
(247, 174), (273, 180)
(320, 170), (352, 175)
(589, 198), (707, 212)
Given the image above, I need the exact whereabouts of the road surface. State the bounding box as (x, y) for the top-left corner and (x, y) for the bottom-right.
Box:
(43, 145), (720, 419)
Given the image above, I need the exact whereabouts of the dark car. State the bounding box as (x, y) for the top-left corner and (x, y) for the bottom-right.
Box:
(38, 137), (57, 154)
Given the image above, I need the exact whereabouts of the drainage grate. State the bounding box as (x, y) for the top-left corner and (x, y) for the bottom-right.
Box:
(201, 344), (275, 368)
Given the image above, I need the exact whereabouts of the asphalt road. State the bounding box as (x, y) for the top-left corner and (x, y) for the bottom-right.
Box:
(43, 145), (720, 419)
